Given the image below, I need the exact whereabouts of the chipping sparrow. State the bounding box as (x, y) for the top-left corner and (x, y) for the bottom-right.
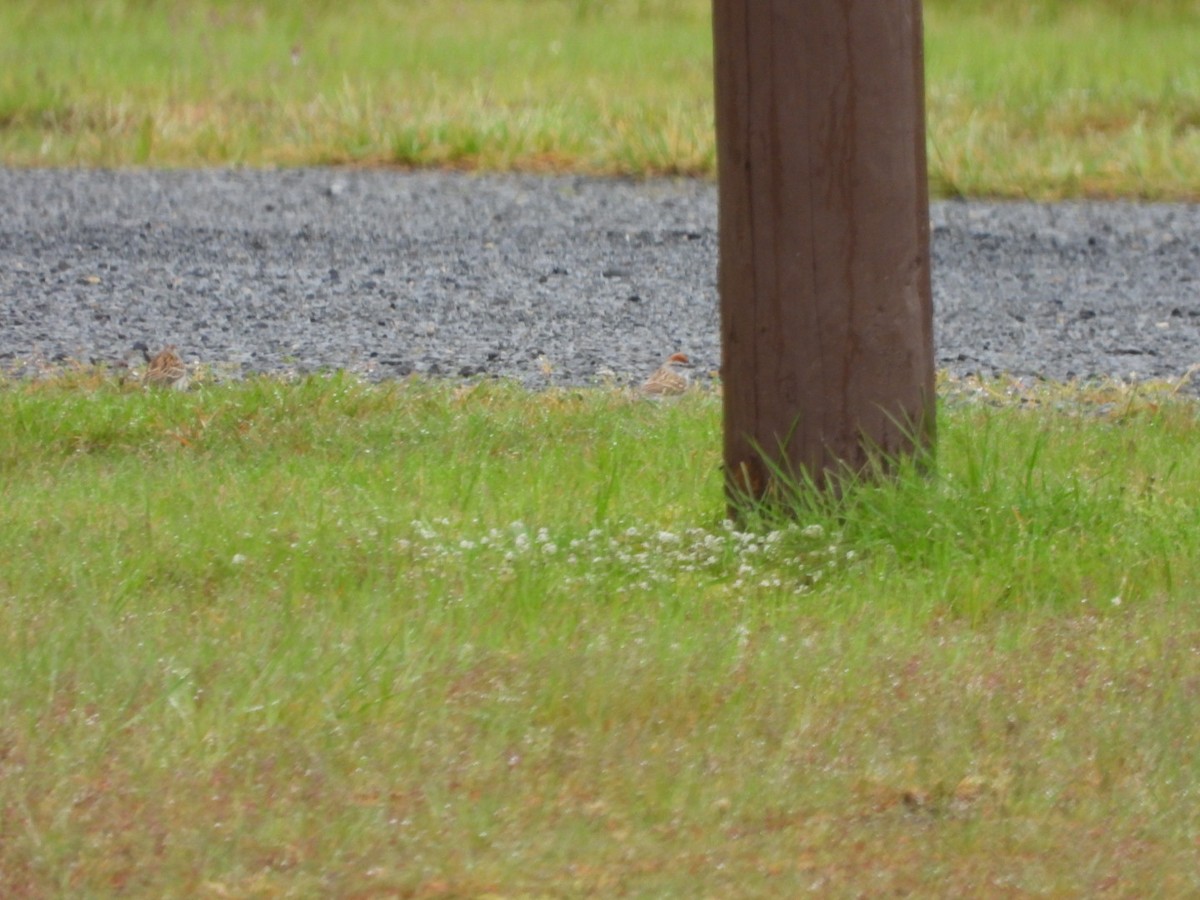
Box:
(640, 352), (693, 396)
(141, 343), (189, 390)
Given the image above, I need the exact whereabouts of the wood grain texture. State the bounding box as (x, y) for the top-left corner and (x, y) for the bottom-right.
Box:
(714, 0), (935, 503)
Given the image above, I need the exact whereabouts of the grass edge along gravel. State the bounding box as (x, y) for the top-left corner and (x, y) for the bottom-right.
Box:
(2, 371), (1200, 894)
(1, 0), (1199, 198)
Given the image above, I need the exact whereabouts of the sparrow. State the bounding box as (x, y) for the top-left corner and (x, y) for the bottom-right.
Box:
(139, 343), (189, 390)
(640, 352), (694, 397)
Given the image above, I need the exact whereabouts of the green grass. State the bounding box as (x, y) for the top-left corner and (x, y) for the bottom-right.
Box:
(3, 371), (1200, 894)
(3, 2), (1200, 891)
(1, 0), (1198, 197)
(925, 3), (1200, 199)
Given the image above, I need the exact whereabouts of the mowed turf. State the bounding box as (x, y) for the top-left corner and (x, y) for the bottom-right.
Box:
(0, 0), (1198, 197)
(4, 0), (1200, 892)
(2, 373), (1200, 894)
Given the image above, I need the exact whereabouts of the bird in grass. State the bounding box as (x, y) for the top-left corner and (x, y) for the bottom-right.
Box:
(640, 352), (694, 397)
(137, 343), (189, 390)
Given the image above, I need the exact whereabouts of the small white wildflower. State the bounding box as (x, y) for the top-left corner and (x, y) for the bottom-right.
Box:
(656, 531), (682, 545)
(1111, 596), (1122, 607)
(542, 542), (558, 555)
(801, 524), (824, 539)
(231, 554), (247, 566)
(459, 540), (476, 551)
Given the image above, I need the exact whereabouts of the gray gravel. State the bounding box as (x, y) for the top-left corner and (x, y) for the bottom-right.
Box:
(2, 167), (1198, 387)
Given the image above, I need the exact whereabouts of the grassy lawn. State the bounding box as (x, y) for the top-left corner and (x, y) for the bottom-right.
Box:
(4, 1), (1200, 894)
(0, 0), (1197, 197)
(2, 372), (1200, 894)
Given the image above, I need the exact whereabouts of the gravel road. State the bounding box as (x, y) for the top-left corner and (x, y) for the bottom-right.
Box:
(2, 167), (1198, 388)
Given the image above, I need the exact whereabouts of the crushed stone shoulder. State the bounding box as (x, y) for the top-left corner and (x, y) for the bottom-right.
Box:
(1, 168), (1197, 388)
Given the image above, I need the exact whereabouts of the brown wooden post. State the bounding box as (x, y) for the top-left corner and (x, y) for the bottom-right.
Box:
(713, 0), (935, 508)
